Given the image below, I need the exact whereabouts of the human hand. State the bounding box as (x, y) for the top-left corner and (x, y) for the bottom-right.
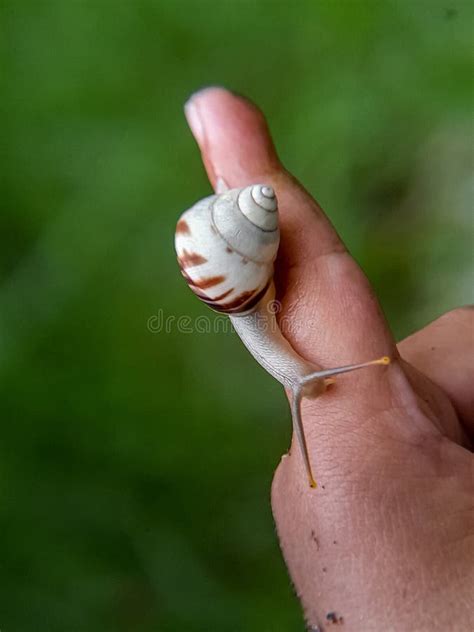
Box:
(184, 87), (473, 631)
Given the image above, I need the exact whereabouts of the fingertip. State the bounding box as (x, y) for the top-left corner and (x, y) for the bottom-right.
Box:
(184, 86), (281, 189)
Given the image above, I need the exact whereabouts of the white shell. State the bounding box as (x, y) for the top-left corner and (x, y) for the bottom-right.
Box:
(175, 184), (280, 314)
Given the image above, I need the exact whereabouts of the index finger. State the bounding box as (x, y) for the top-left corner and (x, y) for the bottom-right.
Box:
(184, 87), (395, 368)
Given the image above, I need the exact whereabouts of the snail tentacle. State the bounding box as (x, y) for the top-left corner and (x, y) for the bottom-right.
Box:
(291, 387), (317, 488)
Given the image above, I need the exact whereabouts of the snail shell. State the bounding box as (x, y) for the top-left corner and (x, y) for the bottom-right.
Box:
(175, 184), (280, 314)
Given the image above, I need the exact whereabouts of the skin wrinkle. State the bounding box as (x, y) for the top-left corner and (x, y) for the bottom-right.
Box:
(277, 184), (341, 235)
(296, 407), (378, 464)
(399, 307), (474, 438)
(274, 234), (347, 341)
(276, 259), (357, 366)
(290, 270), (392, 371)
(287, 385), (434, 452)
(282, 434), (470, 628)
(276, 271), (308, 325)
(301, 476), (460, 629)
(301, 495), (390, 625)
(296, 367), (434, 451)
(383, 361), (460, 442)
(403, 359), (470, 446)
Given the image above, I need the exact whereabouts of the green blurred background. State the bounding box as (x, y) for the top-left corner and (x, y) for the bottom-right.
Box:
(1, 1), (472, 630)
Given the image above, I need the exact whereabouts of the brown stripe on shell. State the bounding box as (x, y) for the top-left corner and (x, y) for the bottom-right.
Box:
(176, 220), (191, 234)
(179, 267), (226, 291)
(203, 281), (270, 314)
(193, 288), (234, 302)
(178, 249), (207, 268)
(187, 275), (226, 290)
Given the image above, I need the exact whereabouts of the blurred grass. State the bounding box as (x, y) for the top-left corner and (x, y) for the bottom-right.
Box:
(0, 1), (472, 631)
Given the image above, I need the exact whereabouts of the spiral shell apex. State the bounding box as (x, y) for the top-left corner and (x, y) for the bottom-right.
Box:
(175, 184), (280, 314)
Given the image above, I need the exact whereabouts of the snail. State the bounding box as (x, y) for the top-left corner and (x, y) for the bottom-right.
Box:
(175, 183), (389, 487)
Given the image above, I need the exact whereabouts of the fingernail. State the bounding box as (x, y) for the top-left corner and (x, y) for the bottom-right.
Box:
(184, 98), (204, 146)
(184, 86), (229, 146)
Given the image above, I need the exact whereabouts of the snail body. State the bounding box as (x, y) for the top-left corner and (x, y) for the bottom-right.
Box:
(175, 184), (389, 487)
(229, 283), (324, 393)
